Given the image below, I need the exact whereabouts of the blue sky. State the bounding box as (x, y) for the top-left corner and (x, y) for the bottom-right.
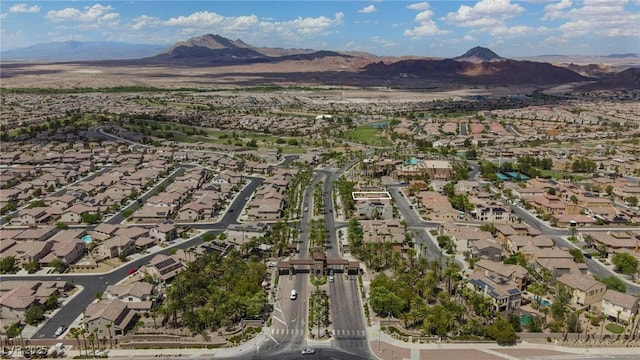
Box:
(1, 0), (639, 57)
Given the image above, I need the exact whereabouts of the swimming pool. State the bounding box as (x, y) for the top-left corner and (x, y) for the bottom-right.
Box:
(81, 235), (92, 244)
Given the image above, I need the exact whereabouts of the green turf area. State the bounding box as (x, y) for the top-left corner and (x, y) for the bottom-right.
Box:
(343, 126), (391, 146)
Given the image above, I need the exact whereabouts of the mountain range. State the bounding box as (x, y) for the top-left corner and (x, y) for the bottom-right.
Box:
(1, 41), (168, 61)
(2, 34), (638, 90)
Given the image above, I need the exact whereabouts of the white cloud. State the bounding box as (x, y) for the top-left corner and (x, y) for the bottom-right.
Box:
(372, 36), (398, 47)
(165, 11), (226, 27)
(46, 4), (119, 24)
(358, 5), (377, 14)
(544, 0), (639, 38)
(407, 2), (431, 11)
(542, 0), (573, 20)
(489, 25), (550, 38)
(131, 15), (162, 31)
(444, 0), (525, 28)
(0, 13), (7, 20)
(404, 9), (449, 38)
(9, 3), (40, 13)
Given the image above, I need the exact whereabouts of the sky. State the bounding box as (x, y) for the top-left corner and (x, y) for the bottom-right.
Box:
(1, 0), (639, 57)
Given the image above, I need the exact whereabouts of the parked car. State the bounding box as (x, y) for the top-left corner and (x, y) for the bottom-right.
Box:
(301, 348), (316, 355)
(54, 325), (66, 337)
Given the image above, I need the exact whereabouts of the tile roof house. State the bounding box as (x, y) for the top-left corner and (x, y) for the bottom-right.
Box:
(114, 226), (149, 240)
(10, 207), (52, 226)
(474, 259), (530, 290)
(95, 236), (135, 260)
(59, 204), (98, 223)
(584, 231), (639, 257)
(471, 239), (503, 262)
(142, 252), (186, 283)
(2, 241), (54, 266)
(467, 272), (521, 312)
(149, 220), (178, 242)
(601, 289), (639, 323)
(104, 282), (157, 303)
(0, 287), (38, 318)
(131, 205), (175, 223)
(84, 298), (137, 337)
(557, 273), (606, 308)
(13, 225), (58, 242)
(39, 239), (86, 266)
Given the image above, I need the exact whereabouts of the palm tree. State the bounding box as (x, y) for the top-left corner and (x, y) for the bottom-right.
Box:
(87, 331), (95, 358)
(80, 327), (89, 357)
(69, 327), (82, 357)
(443, 260), (461, 296)
(105, 323), (113, 349)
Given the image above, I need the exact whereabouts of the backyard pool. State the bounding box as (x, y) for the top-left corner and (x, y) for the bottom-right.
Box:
(82, 235), (92, 244)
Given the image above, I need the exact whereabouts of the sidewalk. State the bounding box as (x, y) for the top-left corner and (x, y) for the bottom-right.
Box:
(366, 320), (640, 360)
(104, 328), (270, 359)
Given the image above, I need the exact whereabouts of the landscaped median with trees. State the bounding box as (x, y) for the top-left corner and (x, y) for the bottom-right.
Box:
(155, 249), (269, 335)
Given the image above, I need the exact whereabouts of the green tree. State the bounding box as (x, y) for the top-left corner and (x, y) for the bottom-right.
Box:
(24, 305), (45, 325)
(566, 311), (583, 333)
(625, 196), (638, 207)
(485, 317), (516, 345)
(508, 312), (522, 332)
(569, 248), (585, 263)
(369, 285), (406, 318)
(612, 253), (639, 275)
(24, 260), (41, 274)
(44, 293), (59, 311)
(81, 213), (101, 224)
(70, 328), (83, 357)
(27, 200), (46, 208)
(50, 258), (66, 273)
(0, 256), (17, 274)
(527, 316), (543, 332)
(55, 222), (69, 230)
(601, 276), (626, 292)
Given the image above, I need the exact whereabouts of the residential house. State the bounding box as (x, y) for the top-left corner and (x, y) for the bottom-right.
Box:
(557, 273), (606, 308)
(467, 272), (521, 312)
(83, 299), (137, 337)
(40, 239), (86, 266)
(142, 252), (186, 283)
(13, 225), (58, 242)
(601, 289), (639, 323)
(471, 239), (503, 262)
(114, 226), (149, 240)
(10, 207), (52, 226)
(474, 259), (529, 290)
(0, 287), (38, 318)
(354, 199), (393, 220)
(226, 223), (269, 245)
(95, 236), (135, 260)
(149, 220), (178, 242)
(506, 235), (555, 255)
(103, 282), (157, 313)
(417, 192), (462, 221)
(59, 204), (98, 223)
(469, 202), (511, 223)
(178, 201), (211, 221)
(2, 241), (54, 266)
(584, 231), (639, 257)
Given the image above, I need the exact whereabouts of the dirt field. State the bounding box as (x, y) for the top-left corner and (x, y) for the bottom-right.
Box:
(0, 61), (539, 101)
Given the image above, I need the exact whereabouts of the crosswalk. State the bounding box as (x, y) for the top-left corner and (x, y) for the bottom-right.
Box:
(270, 328), (366, 338)
(334, 329), (366, 337)
(270, 328), (305, 335)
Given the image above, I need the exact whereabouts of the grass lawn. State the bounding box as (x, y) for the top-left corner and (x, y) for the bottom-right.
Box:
(344, 126), (391, 146)
(605, 322), (625, 334)
(538, 169), (588, 181)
